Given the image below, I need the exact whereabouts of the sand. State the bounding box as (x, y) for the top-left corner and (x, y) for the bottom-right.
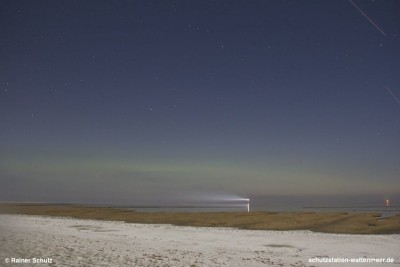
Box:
(0, 214), (399, 267)
(1, 204), (399, 266)
(1, 203), (400, 234)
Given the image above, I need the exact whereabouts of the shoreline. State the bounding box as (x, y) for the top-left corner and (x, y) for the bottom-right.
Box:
(1, 203), (399, 234)
(2, 214), (398, 266)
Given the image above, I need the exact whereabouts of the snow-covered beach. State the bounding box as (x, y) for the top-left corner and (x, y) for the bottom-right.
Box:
(0, 214), (399, 266)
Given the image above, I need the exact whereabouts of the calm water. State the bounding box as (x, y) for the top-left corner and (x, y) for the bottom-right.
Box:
(118, 196), (400, 217)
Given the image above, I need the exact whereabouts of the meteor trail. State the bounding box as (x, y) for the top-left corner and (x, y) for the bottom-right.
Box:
(348, 0), (386, 37)
(385, 87), (400, 105)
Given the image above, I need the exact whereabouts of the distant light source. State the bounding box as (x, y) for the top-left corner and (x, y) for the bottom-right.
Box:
(245, 198), (250, 212)
(385, 199), (390, 206)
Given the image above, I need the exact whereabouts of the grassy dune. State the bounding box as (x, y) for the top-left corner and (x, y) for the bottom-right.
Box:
(1, 203), (399, 234)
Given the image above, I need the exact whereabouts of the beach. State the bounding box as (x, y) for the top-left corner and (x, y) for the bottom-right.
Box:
(1, 203), (400, 234)
(1, 214), (399, 267)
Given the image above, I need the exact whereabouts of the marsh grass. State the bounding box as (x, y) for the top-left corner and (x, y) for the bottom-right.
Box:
(1, 203), (399, 234)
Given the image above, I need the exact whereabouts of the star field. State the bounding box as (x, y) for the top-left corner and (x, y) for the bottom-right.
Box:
(1, 0), (399, 204)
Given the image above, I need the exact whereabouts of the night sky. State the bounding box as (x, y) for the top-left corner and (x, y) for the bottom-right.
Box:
(1, 0), (399, 204)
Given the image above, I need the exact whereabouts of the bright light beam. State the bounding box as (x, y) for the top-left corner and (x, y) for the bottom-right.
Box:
(348, 0), (386, 37)
(222, 197), (249, 212)
(178, 190), (250, 212)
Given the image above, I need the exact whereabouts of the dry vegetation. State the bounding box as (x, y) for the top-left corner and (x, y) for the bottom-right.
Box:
(1, 203), (399, 234)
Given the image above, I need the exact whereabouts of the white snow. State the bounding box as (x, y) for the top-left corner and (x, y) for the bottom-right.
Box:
(0, 214), (399, 266)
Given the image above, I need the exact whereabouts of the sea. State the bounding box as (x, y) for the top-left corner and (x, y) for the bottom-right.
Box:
(115, 195), (400, 217)
(6, 195), (398, 217)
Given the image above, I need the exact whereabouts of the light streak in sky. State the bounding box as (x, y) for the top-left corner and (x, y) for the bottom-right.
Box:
(178, 190), (250, 211)
(385, 87), (400, 105)
(348, 0), (386, 37)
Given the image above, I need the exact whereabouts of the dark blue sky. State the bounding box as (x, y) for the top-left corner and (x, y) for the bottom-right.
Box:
(1, 0), (399, 204)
